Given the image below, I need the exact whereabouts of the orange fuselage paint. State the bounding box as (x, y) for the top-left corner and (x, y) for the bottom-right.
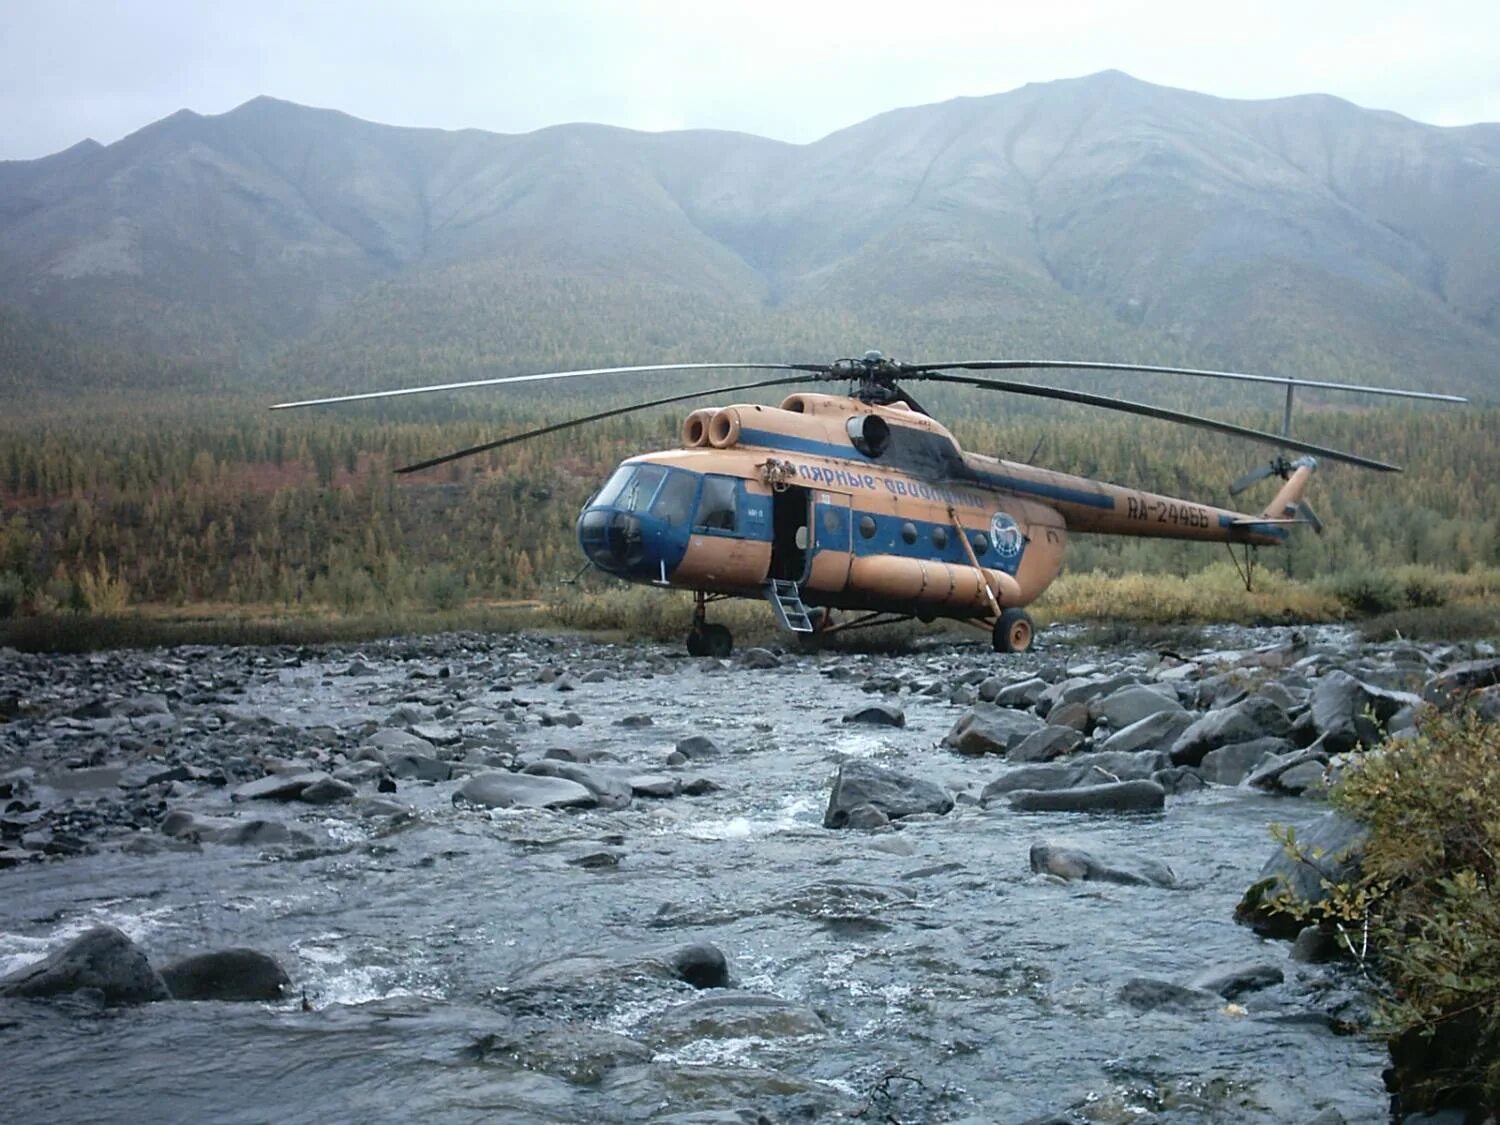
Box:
(588, 393), (1294, 623)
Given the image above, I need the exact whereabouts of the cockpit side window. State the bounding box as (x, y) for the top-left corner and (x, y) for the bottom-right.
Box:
(593, 465), (635, 509)
(694, 475), (738, 532)
(616, 464), (665, 513)
(650, 469), (699, 526)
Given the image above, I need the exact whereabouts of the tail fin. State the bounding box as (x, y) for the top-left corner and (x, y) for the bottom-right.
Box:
(1262, 456), (1323, 533)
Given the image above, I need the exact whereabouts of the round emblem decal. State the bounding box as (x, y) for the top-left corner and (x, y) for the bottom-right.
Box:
(989, 512), (1025, 560)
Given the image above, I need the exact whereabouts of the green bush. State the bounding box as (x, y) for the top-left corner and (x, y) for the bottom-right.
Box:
(1273, 711), (1500, 1115)
(0, 571), (23, 618)
(1319, 567), (1406, 615)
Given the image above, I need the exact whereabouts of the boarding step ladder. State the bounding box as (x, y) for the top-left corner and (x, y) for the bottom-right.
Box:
(764, 579), (815, 633)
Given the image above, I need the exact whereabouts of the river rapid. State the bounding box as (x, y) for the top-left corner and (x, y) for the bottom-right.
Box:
(0, 628), (1400, 1122)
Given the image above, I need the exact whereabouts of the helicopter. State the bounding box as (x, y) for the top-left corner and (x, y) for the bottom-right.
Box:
(272, 351), (1464, 656)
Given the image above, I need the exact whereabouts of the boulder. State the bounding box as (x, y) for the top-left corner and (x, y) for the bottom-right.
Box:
(297, 776), (356, 804)
(380, 751), (452, 782)
(628, 773), (682, 798)
(1236, 811), (1368, 938)
(841, 703), (906, 728)
(670, 735), (723, 762)
(0, 926), (168, 1005)
(1169, 696), (1291, 767)
(1089, 684), (1183, 730)
(1311, 670), (1420, 753)
(738, 647), (781, 670)
(231, 771), (328, 803)
(1198, 737), (1292, 786)
(363, 728), (437, 757)
(1246, 744), (1330, 793)
(1117, 978), (1217, 1013)
(1187, 961), (1284, 999)
(1423, 657), (1500, 706)
(824, 760), (953, 829)
(1044, 700), (1090, 731)
(1004, 780), (1165, 814)
(649, 991), (824, 1045)
(1029, 843), (1175, 887)
(456, 772), (597, 810)
(1008, 725), (1084, 763)
(159, 809), (310, 848)
(523, 761), (634, 810)
(160, 948), (290, 1001)
(1099, 709), (1195, 755)
(994, 677), (1049, 709)
(942, 705), (1046, 756)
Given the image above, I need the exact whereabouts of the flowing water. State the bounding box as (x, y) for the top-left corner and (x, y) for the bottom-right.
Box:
(0, 634), (1387, 1122)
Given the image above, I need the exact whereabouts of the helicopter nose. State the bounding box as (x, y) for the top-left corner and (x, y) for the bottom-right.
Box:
(577, 508), (647, 573)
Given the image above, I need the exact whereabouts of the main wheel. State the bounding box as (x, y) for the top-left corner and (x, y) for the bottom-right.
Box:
(686, 628), (708, 657)
(993, 608), (1035, 654)
(703, 623), (733, 658)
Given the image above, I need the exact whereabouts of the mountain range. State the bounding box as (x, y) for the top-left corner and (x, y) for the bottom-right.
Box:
(2, 70), (1497, 399)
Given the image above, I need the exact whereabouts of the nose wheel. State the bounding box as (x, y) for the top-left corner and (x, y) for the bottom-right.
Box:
(687, 591), (734, 657)
(992, 608), (1035, 654)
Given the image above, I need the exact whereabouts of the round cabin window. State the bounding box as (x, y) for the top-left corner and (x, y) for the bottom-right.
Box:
(900, 522), (918, 545)
(970, 532), (990, 555)
(931, 527), (948, 549)
(858, 515), (877, 540)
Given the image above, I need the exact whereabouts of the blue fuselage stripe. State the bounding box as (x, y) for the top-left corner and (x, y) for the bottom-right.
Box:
(736, 427), (1114, 511)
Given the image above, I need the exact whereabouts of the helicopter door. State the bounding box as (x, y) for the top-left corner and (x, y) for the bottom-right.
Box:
(769, 485), (811, 581)
(803, 492), (854, 592)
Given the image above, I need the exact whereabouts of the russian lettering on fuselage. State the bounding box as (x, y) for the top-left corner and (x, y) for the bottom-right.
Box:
(792, 461), (989, 511)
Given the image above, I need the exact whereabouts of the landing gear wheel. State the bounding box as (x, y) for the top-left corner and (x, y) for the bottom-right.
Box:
(686, 629), (709, 657)
(703, 623), (733, 658)
(993, 608), (1035, 654)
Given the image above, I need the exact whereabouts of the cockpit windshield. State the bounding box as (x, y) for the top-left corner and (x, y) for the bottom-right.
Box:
(593, 464), (666, 513)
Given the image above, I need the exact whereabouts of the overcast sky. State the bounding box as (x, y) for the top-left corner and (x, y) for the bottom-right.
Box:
(4, 0), (1498, 161)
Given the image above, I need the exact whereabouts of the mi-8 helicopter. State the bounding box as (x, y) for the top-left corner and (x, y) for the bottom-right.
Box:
(273, 352), (1463, 655)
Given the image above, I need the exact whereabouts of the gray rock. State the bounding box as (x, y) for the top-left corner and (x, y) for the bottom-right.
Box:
(841, 703), (906, 728)
(160, 948), (290, 1001)
(523, 761), (634, 810)
(1290, 925), (1341, 964)
(364, 728), (437, 756)
(0, 926), (168, 1005)
(1246, 744), (1330, 792)
(1424, 657), (1500, 706)
(457, 772), (597, 810)
(1276, 760), (1330, 795)
(1008, 724), (1085, 763)
(231, 771), (328, 802)
(1169, 696), (1291, 767)
(671, 735), (722, 761)
(1029, 843), (1175, 887)
(1099, 709), (1194, 755)
(1117, 978), (1217, 1012)
(409, 722), (461, 746)
(649, 991), (824, 1045)
(1044, 700), (1090, 731)
(1090, 684), (1183, 730)
(628, 773), (682, 798)
(1187, 961), (1284, 998)
(298, 776), (356, 804)
(1198, 737), (1291, 785)
(842, 803), (891, 830)
(381, 751), (452, 782)
(943, 705), (1046, 755)
(1236, 811), (1368, 938)
(1005, 780), (1166, 814)
(824, 759), (953, 829)
(994, 677), (1049, 709)
(1044, 673), (1138, 713)
(738, 647), (781, 670)
(159, 809), (310, 847)
(1311, 670), (1419, 753)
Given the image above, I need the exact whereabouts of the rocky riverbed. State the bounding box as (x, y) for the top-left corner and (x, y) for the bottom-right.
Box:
(2, 625), (1495, 1122)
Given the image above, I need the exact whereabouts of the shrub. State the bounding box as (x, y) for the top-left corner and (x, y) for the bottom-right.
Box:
(0, 571), (23, 619)
(1319, 567), (1406, 616)
(1269, 711), (1500, 1115)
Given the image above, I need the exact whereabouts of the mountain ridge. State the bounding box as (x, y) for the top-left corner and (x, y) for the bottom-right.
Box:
(1, 71), (1496, 399)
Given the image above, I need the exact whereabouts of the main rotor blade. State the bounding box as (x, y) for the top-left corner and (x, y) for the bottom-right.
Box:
(271, 362), (830, 410)
(393, 375), (816, 474)
(906, 359), (1468, 403)
(913, 372), (1403, 472)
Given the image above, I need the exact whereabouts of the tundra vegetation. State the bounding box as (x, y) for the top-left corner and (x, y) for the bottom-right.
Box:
(1267, 709), (1500, 1115)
